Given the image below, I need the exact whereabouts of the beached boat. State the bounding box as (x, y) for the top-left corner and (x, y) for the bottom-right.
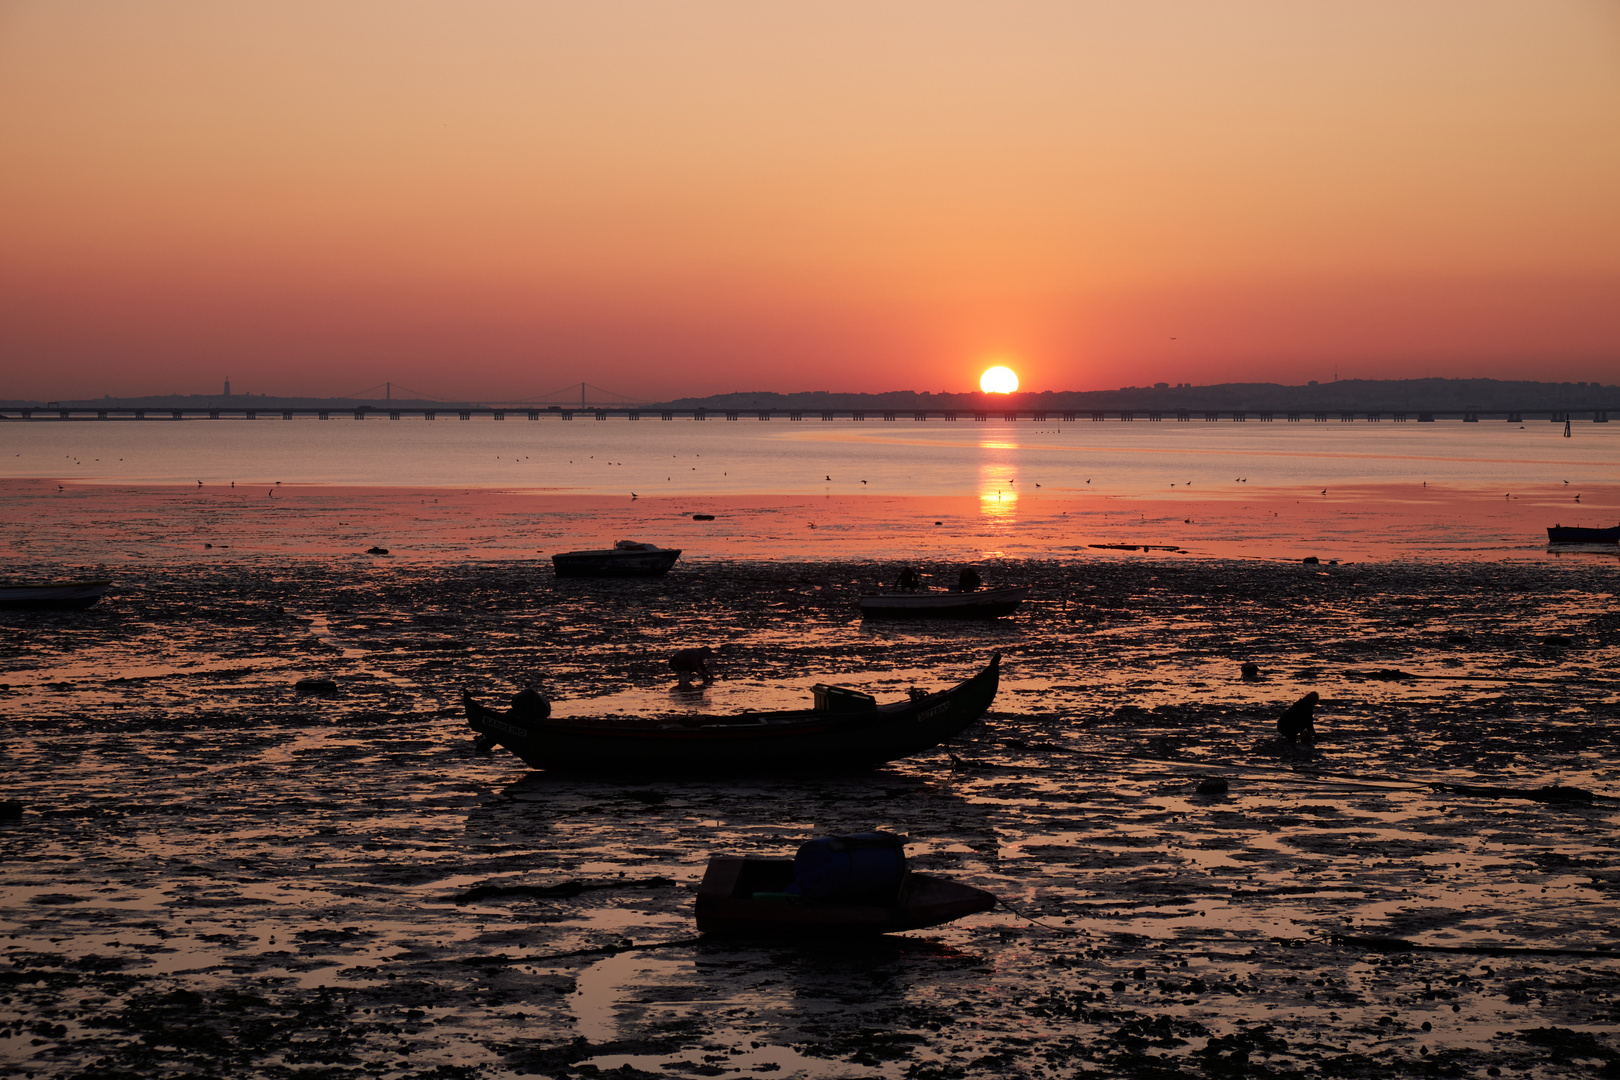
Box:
(462, 653), (1000, 776)
(1547, 524), (1620, 544)
(551, 541), (681, 577)
(858, 586), (1027, 620)
(0, 580), (112, 610)
(694, 856), (997, 935)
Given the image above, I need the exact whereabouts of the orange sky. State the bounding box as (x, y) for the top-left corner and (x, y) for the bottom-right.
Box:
(3, 1), (1618, 401)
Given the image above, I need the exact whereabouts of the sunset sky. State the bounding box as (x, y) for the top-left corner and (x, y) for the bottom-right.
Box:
(3, 1), (1618, 402)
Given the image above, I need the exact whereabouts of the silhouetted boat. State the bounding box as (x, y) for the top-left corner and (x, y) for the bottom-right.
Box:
(695, 856), (997, 935)
(1547, 524), (1620, 544)
(858, 586), (1027, 619)
(551, 541), (681, 577)
(462, 653), (1000, 776)
(0, 580), (111, 610)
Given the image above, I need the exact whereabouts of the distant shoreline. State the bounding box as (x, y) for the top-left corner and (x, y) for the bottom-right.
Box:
(3, 375), (1617, 416)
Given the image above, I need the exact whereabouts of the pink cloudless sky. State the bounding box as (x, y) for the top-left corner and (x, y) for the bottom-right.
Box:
(2, 1), (1618, 401)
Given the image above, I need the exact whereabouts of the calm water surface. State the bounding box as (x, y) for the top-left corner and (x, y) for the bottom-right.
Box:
(5, 417), (1617, 496)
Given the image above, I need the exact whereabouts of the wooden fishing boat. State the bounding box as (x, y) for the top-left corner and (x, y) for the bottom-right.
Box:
(462, 653), (1000, 776)
(1547, 524), (1620, 544)
(0, 580), (112, 610)
(551, 541), (682, 577)
(694, 856), (997, 935)
(858, 586), (1027, 620)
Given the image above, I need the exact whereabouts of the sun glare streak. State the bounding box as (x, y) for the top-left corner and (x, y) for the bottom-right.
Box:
(979, 465), (1018, 520)
(980, 366), (1019, 394)
(979, 431), (1018, 519)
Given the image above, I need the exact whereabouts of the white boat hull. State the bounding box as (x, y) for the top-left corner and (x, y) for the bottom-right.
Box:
(551, 546), (681, 578)
(857, 586), (1027, 620)
(0, 580), (112, 609)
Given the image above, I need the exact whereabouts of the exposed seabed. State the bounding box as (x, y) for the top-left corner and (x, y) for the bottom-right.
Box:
(3, 551), (1618, 1078)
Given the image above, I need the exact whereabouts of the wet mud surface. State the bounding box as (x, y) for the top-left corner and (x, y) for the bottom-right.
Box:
(4, 556), (1620, 1078)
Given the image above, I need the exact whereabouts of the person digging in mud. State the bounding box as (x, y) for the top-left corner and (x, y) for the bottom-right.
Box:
(509, 686), (550, 720)
(957, 566), (982, 593)
(1278, 691), (1319, 744)
(896, 566), (920, 591)
(671, 646), (716, 689)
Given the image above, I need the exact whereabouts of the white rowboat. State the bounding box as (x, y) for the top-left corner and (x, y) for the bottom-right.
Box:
(857, 586), (1027, 620)
(0, 580), (112, 609)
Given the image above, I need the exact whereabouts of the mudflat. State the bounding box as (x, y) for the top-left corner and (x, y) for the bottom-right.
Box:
(4, 546), (1618, 1078)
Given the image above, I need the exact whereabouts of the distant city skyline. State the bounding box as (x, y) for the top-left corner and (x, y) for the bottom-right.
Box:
(3, 2), (1618, 402)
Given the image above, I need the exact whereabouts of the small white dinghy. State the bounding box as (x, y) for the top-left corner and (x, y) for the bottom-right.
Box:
(550, 541), (682, 578)
(0, 580), (112, 609)
(857, 585), (1027, 620)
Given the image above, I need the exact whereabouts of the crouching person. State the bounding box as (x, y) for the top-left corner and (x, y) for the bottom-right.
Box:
(671, 646), (716, 689)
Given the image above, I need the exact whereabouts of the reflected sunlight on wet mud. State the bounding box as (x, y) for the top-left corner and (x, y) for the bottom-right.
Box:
(3, 547), (1618, 1078)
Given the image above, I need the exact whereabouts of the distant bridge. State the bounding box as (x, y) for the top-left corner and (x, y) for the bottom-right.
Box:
(2, 406), (1611, 424)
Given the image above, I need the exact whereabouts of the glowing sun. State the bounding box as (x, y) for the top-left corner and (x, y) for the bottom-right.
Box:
(980, 366), (1019, 394)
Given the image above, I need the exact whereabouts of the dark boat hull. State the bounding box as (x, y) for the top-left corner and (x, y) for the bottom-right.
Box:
(551, 548), (682, 577)
(0, 580), (112, 610)
(464, 653), (1000, 776)
(694, 856), (997, 935)
(1547, 525), (1620, 544)
(858, 586), (1027, 620)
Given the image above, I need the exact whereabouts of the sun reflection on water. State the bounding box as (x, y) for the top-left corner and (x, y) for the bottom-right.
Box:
(978, 432), (1019, 520)
(979, 463), (1018, 519)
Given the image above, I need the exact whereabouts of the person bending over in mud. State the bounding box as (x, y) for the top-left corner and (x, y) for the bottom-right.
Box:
(1278, 691), (1319, 743)
(896, 566), (920, 591)
(670, 646), (716, 689)
(509, 686), (550, 719)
